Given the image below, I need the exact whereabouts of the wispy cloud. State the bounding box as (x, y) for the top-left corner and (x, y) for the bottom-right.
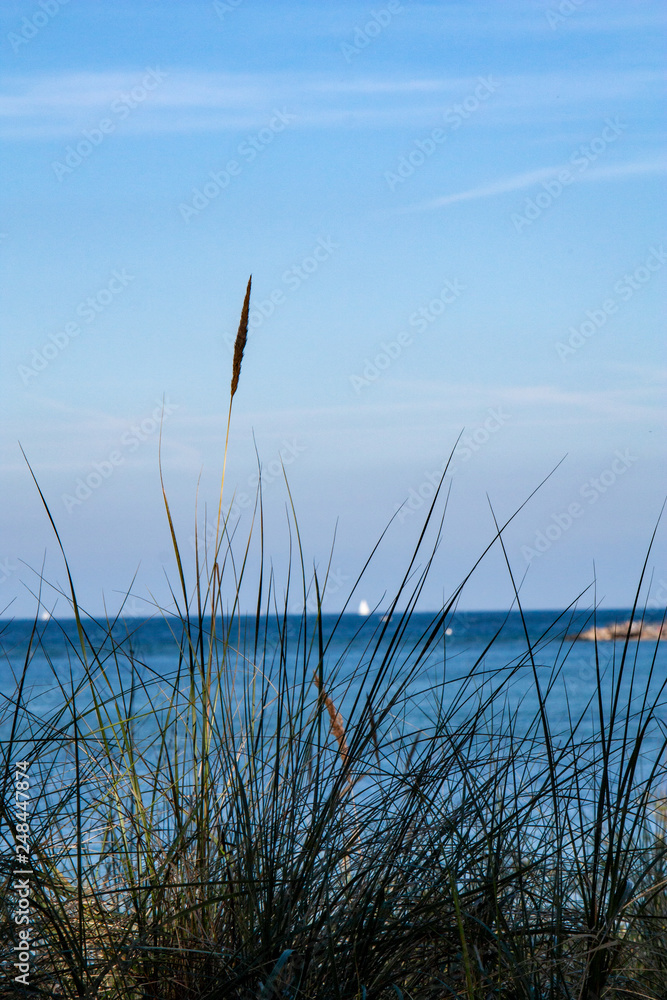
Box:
(0, 67), (662, 139)
(402, 158), (667, 213)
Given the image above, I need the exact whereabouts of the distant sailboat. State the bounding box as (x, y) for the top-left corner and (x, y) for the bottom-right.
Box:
(358, 599), (370, 616)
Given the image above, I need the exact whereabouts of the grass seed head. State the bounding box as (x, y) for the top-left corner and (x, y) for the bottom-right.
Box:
(231, 275), (252, 399)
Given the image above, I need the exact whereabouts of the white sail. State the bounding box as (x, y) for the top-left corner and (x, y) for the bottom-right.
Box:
(358, 599), (370, 616)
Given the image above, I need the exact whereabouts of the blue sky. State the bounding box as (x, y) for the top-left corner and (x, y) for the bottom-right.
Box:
(1, 0), (665, 618)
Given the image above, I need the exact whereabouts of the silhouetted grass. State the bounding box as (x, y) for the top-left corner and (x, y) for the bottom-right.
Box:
(1, 284), (666, 999)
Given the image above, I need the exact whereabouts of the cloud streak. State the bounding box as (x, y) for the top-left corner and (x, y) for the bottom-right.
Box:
(0, 66), (662, 139)
(402, 157), (667, 213)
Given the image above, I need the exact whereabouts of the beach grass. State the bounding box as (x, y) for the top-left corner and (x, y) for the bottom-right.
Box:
(1, 286), (666, 998)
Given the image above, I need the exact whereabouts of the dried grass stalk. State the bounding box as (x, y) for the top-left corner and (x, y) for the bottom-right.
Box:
(313, 671), (358, 878)
(313, 671), (349, 768)
(231, 275), (252, 399)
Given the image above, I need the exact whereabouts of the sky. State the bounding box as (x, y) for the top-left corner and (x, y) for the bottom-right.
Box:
(1, 0), (665, 619)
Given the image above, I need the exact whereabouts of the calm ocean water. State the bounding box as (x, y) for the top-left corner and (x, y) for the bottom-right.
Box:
(2, 610), (665, 746)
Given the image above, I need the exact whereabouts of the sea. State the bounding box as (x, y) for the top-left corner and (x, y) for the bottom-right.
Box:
(2, 609), (665, 750)
(1, 607), (665, 858)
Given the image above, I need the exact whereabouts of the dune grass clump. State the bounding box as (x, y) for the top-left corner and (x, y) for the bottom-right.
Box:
(1, 284), (666, 999)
